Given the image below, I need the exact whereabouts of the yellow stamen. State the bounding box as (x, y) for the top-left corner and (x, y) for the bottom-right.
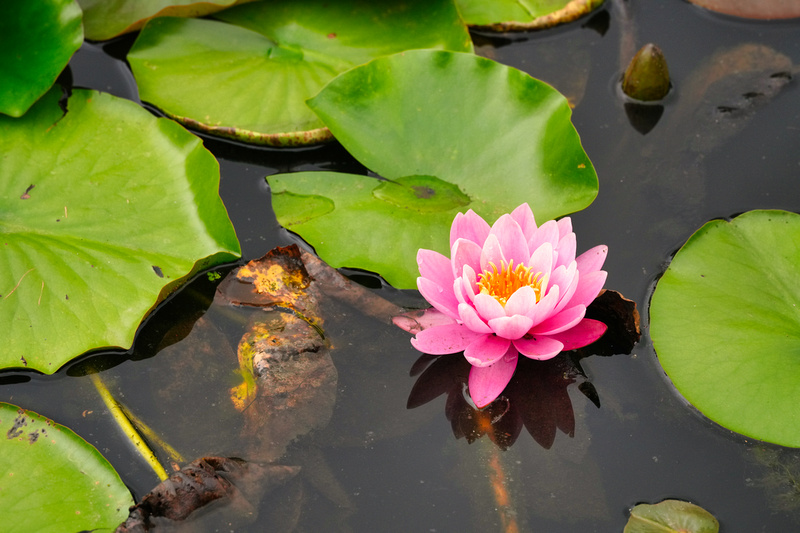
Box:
(476, 260), (544, 306)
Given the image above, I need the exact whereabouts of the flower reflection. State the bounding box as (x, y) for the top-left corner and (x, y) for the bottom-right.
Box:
(408, 352), (589, 449)
(406, 290), (640, 449)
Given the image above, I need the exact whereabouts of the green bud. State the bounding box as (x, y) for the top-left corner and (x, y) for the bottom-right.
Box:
(622, 43), (671, 101)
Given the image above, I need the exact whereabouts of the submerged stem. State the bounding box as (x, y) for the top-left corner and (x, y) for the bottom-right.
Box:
(90, 373), (169, 481)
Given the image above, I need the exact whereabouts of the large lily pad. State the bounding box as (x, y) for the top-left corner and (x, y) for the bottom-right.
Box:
(77, 0), (255, 41)
(269, 50), (598, 288)
(650, 210), (800, 447)
(455, 0), (604, 31)
(127, 0), (473, 146)
(0, 402), (133, 532)
(0, 88), (240, 374)
(0, 0), (82, 117)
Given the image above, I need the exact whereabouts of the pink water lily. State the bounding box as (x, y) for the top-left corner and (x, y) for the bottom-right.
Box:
(409, 203), (608, 408)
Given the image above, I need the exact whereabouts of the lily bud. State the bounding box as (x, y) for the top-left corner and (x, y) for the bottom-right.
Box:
(622, 43), (671, 101)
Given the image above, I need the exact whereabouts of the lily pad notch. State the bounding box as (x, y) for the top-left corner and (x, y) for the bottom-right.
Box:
(650, 210), (800, 447)
(0, 88), (241, 374)
(270, 49), (599, 288)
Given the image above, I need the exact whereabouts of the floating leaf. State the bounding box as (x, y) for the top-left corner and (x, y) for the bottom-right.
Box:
(686, 0), (800, 20)
(127, 0), (473, 146)
(650, 210), (800, 447)
(77, 0), (256, 41)
(0, 0), (82, 117)
(270, 50), (598, 288)
(456, 0), (604, 31)
(0, 88), (240, 374)
(624, 499), (719, 533)
(0, 402), (133, 532)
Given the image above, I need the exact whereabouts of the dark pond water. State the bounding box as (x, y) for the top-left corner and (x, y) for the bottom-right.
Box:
(3, 2), (800, 531)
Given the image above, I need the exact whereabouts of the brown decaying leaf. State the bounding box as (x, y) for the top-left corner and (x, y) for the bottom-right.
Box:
(216, 244), (404, 325)
(218, 245), (314, 311)
(580, 289), (641, 356)
(115, 456), (299, 532)
(237, 312), (338, 463)
(217, 246), (405, 461)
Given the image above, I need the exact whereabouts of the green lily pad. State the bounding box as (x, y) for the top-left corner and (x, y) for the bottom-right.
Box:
(127, 0), (473, 146)
(624, 499), (719, 533)
(0, 87), (240, 374)
(650, 210), (800, 447)
(0, 0), (82, 117)
(0, 402), (134, 532)
(270, 50), (598, 289)
(455, 0), (604, 31)
(77, 0), (256, 41)
(78, 0), (253, 41)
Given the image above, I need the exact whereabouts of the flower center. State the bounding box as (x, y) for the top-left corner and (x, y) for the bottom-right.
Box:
(476, 260), (544, 306)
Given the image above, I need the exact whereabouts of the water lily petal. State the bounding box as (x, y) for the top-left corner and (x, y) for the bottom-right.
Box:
(450, 209), (490, 249)
(454, 277), (466, 305)
(473, 292), (505, 321)
(550, 262), (578, 314)
(464, 334), (511, 367)
(532, 304), (586, 335)
(488, 314), (534, 340)
(511, 203), (537, 239)
(392, 308), (456, 335)
(550, 318), (607, 350)
(527, 241), (553, 277)
(489, 214), (529, 265)
(555, 231), (576, 269)
(528, 219), (559, 253)
(454, 265), (478, 305)
(468, 348), (518, 408)
(451, 238), (482, 279)
(529, 284), (559, 327)
(479, 233), (505, 273)
(576, 244), (608, 274)
(417, 248), (453, 289)
(504, 285), (538, 317)
(557, 216), (572, 237)
(417, 277), (460, 320)
(411, 324), (482, 355)
(513, 335), (564, 360)
(458, 303), (493, 334)
(567, 269), (607, 309)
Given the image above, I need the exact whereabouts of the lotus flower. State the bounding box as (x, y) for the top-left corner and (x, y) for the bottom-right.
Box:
(409, 203), (607, 408)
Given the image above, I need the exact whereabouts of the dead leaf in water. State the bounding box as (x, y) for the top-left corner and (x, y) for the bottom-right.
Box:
(236, 311), (337, 462)
(115, 456), (299, 532)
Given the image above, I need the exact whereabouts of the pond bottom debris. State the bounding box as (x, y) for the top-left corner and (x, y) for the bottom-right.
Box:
(115, 456), (299, 532)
